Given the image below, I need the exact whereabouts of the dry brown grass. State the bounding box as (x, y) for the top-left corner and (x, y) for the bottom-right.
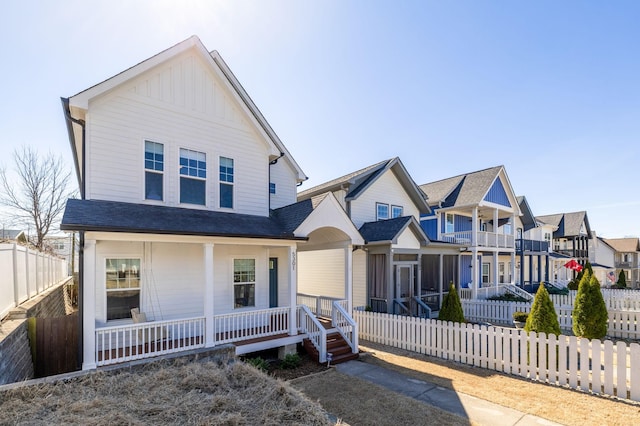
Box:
(0, 358), (332, 425)
(358, 341), (640, 426)
(291, 369), (473, 426)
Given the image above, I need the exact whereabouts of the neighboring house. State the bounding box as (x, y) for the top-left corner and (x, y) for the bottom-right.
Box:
(297, 157), (463, 316)
(0, 229), (28, 244)
(536, 211), (592, 279)
(60, 36), (362, 370)
(603, 237), (640, 289)
(589, 233), (616, 287)
(419, 166), (522, 299)
(514, 196), (554, 290)
(44, 233), (78, 275)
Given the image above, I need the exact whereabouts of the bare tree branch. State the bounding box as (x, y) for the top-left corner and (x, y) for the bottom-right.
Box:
(0, 146), (75, 249)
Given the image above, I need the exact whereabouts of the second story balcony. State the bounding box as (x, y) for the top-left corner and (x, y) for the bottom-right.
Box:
(441, 231), (515, 249)
(516, 239), (549, 253)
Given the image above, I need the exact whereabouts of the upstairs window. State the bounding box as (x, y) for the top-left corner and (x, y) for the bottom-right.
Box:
(269, 182), (276, 194)
(445, 213), (455, 233)
(219, 157), (234, 208)
(180, 148), (206, 205)
(376, 203), (389, 221)
(144, 141), (163, 200)
(391, 205), (403, 218)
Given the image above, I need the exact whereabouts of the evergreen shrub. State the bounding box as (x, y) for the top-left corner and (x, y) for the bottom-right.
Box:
(572, 270), (608, 339)
(438, 283), (465, 323)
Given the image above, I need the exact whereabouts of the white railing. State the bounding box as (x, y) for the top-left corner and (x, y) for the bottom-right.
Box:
(442, 231), (515, 249)
(214, 307), (290, 345)
(96, 317), (205, 366)
(299, 304), (327, 362)
(461, 300), (640, 339)
(549, 290), (640, 311)
(354, 311), (640, 403)
(0, 243), (68, 319)
(502, 284), (534, 301)
(441, 231), (472, 245)
(332, 301), (358, 354)
(459, 288), (472, 299)
(297, 293), (343, 317)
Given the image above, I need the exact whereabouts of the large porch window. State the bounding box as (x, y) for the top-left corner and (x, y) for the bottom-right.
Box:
(106, 258), (140, 320)
(234, 259), (255, 308)
(482, 262), (490, 284)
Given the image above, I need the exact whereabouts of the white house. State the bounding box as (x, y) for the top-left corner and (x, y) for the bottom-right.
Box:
(297, 157), (464, 316)
(61, 36), (362, 369)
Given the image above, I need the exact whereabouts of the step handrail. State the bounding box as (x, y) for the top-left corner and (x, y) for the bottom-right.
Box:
(332, 301), (358, 354)
(298, 304), (327, 362)
(413, 296), (432, 319)
(393, 298), (410, 315)
(503, 284), (534, 301)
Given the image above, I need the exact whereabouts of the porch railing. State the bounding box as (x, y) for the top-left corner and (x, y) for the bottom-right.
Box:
(299, 304), (327, 362)
(393, 298), (410, 315)
(413, 296), (432, 319)
(476, 284), (533, 301)
(214, 306), (290, 345)
(332, 301), (358, 354)
(369, 297), (388, 313)
(441, 231), (515, 248)
(96, 317), (205, 366)
(297, 293), (343, 317)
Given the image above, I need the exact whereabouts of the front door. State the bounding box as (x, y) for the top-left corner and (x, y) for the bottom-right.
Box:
(269, 258), (278, 308)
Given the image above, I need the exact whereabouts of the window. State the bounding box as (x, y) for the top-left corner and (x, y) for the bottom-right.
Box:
(180, 148), (206, 205)
(503, 221), (512, 235)
(144, 141), (164, 200)
(269, 182), (276, 194)
(445, 213), (454, 233)
(499, 262), (505, 283)
(105, 258), (140, 320)
(376, 203), (389, 221)
(391, 205), (403, 218)
(219, 157), (234, 208)
(482, 263), (490, 284)
(544, 232), (551, 243)
(233, 259), (255, 308)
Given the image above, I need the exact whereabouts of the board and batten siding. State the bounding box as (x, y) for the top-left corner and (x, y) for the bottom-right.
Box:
(85, 50), (291, 217)
(349, 170), (420, 229)
(297, 249), (346, 300)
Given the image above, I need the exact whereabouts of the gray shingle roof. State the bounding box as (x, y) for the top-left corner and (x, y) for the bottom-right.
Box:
(604, 238), (640, 253)
(271, 193), (329, 234)
(298, 159), (390, 200)
(419, 166), (503, 208)
(358, 216), (427, 244)
(536, 211), (589, 237)
(61, 199), (303, 240)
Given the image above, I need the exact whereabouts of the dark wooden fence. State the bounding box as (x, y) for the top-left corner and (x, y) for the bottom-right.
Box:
(29, 313), (78, 377)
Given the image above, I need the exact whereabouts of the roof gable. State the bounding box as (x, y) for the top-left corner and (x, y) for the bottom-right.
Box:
(358, 216), (428, 245)
(516, 196), (537, 232)
(536, 211), (591, 238)
(604, 237), (640, 253)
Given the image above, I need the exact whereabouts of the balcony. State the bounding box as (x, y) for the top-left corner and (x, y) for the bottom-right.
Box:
(441, 231), (515, 249)
(516, 239), (549, 253)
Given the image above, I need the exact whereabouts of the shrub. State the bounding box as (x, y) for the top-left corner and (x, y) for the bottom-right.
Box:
(524, 283), (560, 336)
(245, 357), (269, 372)
(513, 311), (529, 323)
(572, 270), (608, 339)
(616, 270), (627, 288)
(438, 283), (465, 323)
(279, 353), (301, 370)
(488, 293), (529, 302)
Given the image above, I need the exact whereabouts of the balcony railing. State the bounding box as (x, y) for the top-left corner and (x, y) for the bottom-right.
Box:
(515, 239), (549, 253)
(441, 231), (515, 249)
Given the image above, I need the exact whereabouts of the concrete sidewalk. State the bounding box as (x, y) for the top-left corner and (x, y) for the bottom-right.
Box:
(336, 360), (562, 426)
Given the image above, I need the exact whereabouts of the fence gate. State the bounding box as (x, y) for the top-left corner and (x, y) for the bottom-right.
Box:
(29, 313), (78, 377)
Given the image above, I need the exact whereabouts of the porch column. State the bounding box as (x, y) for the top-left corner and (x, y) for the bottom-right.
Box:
(204, 243), (214, 348)
(471, 207), (478, 246)
(438, 254), (444, 307)
(288, 246), (297, 336)
(345, 244), (353, 312)
(510, 251), (516, 285)
(82, 239), (96, 370)
(471, 248), (478, 299)
(493, 251), (498, 288)
(493, 208), (499, 247)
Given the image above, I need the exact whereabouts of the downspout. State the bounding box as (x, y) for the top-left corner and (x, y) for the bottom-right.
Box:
(268, 152), (284, 210)
(61, 97), (86, 370)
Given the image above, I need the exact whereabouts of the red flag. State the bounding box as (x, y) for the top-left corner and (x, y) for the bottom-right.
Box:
(564, 259), (583, 272)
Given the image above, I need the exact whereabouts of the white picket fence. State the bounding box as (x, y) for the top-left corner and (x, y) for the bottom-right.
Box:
(354, 310), (640, 402)
(550, 290), (640, 311)
(0, 242), (68, 319)
(461, 300), (640, 339)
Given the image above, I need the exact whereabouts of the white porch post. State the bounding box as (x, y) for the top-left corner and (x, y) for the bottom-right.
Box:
(471, 207), (478, 298)
(204, 243), (215, 347)
(345, 244), (353, 313)
(288, 246), (297, 336)
(510, 252), (516, 285)
(471, 208), (478, 246)
(493, 208), (499, 248)
(438, 253), (444, 306)
(493, 251), (498, 288)
(83, 239), (96, 370)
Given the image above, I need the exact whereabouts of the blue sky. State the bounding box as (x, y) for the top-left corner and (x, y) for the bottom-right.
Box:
(1, 1), (638, 238)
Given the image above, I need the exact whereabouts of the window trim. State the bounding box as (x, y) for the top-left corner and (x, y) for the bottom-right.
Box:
(391, 205), (403, 218)
(269, 182), (276, 194)
(376, 202), (389, 221)
(104, 257), (141, 322)
(179, 147), (207, 206)
(482, 262), (490, 284)
(233, 257), (256, 309)
(219, 156), (235, 209)
(144, 140), (164, 202)
(445, 213), (455, 233)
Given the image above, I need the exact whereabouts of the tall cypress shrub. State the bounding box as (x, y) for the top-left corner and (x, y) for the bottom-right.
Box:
(438, 283), (465, 323)
(524, 283), (560, 336)
(572, 271), (608, 339)
(617, 270), (627, 288)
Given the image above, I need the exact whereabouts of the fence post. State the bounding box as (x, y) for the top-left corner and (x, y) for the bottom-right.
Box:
(25, 245), (30, 298)
(12, 243), (19, 306)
